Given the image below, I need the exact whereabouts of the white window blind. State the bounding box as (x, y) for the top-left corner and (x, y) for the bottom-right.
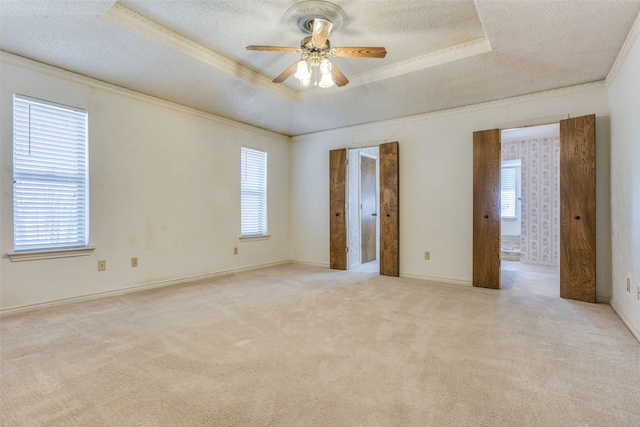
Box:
(13, 95), (89, 251)
(501, 166), (516, 218)
(241, 147), (267, 236)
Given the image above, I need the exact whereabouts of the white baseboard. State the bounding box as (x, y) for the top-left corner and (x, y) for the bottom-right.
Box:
(596, 296), (612, 304)
(0, 260), (289, 317)
(610, 299), (640, 343)
(289, 260), (330, 268)
(400, 273), (473, 287)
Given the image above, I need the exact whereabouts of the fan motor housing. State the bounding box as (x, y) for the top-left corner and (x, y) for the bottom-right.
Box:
(301, 36), (330, 51)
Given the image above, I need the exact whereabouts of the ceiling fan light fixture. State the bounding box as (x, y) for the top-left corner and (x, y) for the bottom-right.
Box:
(248, 1), (383, 89)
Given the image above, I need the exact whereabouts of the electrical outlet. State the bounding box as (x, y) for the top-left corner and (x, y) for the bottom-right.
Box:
(233, 247), (238, 255)
(424, 251), (430, 260)
(628, 278), (631, 293)
(131, 257), (138, 267)
(98, 260), (106, 271)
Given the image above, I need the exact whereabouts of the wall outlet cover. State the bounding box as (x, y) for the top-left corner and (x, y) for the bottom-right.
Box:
(98, 260), (106, 271)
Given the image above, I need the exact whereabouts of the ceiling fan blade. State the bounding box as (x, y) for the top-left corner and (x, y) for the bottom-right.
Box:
(330, 62), (349, 87)
(272, 61), (299, 84)
(311, 18), (333, 48)
(333, 47), (387, 58)
(246, 45), (299, 53)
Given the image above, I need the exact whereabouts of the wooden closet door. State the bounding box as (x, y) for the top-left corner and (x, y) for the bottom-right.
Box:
(329, 149), (348, 270)
(473, 129), (501, 289)
(559, 115), (596, 302)
(379, 141), (399, 277)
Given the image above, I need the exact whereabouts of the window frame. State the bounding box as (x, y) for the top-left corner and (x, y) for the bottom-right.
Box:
(240, 146), (268, 239)
(9, 94), (92, 260)
(500, 165), (517, 219)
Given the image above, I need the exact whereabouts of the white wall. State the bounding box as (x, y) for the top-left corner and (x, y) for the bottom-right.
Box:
(0, 56), (290, 310)
(608, 19), (640, 339)
(290, 84), (612, 299)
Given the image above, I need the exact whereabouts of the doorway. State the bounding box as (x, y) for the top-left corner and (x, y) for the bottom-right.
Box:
(330, 142), (399, 276)
(347, 147), (380, 272)
(499, 124), (560, 296)
(473, 115), (596, 302)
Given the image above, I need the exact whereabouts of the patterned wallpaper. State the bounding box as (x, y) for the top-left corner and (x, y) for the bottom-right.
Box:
(502, 136), (560, 265)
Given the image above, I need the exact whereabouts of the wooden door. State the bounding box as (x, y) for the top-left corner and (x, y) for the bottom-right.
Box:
(379, 142), (399, 277)
(361, 155), (377, 263)
(559, 115), (596, 302)
(473, 129), (501, 289)
(329, 149), (348, 269)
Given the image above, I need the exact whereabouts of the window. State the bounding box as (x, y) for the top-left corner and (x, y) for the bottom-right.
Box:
(240, 146), (267, 237)
(13, 95), (89, 251)
(501, 166), (517, 218)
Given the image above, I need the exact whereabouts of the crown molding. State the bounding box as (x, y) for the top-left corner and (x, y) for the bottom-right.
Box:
(0, 51), (289, 140)
(292, 81), (606, 140)
(105, 3), (298, 102)
(606, 10), (640, 86)
(300, 38), (492, 100)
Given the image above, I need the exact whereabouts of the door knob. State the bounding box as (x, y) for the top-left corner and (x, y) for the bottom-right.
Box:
(574, 216), (581, 220)
(484, 215), (489, 219)
(335, 213), (340, 217)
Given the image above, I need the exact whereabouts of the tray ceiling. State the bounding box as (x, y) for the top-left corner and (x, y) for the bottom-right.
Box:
(1, 1), (639, 136)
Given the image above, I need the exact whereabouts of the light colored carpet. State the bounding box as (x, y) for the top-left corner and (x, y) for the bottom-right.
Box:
(1, 263), (639, 426)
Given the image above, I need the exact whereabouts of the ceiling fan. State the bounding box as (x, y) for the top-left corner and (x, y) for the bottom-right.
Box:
(246, 17), (387, 89)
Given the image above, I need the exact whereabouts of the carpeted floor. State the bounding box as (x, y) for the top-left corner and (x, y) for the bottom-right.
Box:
(1, 263), (639, 426)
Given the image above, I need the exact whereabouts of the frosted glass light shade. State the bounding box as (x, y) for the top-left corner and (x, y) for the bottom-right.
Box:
(294, 60), (311, 80)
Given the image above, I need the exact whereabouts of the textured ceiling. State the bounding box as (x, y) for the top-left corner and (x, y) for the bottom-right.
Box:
(1, 1), (639, 136)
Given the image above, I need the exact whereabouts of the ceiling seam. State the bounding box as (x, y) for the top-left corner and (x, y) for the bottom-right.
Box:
(291, 81), (606, 140)
(104, 2), (299, 101)
(605, 10), (640, 86)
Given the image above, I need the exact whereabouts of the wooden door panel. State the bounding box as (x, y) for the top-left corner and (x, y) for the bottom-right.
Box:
(560, 115), (596, 302)
(329, 149), (347, 270)
(361, 156), (377, 263)
(473, 129), (501, 289)
(380, 142), (399, 277)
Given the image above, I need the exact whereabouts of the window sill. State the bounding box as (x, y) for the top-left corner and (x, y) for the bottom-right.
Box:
(239, 235), (271, 242)
(501, 216), (518, 220)
(7, 246), (95, 262)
